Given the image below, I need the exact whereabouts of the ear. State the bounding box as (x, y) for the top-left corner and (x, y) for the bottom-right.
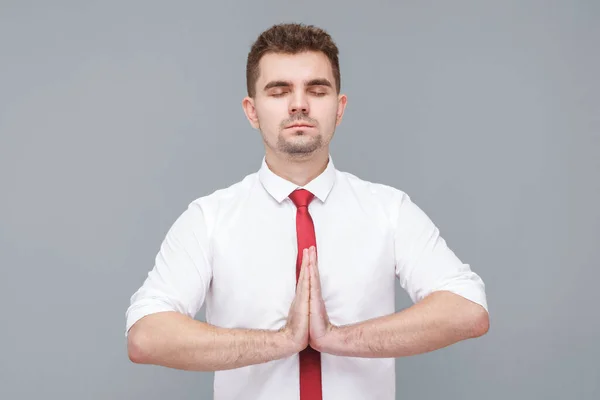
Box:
(335, 94), (348, 126)
(242, 96), (260, 129)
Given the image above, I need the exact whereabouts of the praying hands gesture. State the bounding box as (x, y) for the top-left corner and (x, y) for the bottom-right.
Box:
(282, 244), (489, 358)
(282, 246), (336, 353)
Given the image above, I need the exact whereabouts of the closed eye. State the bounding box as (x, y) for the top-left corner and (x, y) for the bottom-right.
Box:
(308, 84), (330, 96)
(270, 90), (289, 97)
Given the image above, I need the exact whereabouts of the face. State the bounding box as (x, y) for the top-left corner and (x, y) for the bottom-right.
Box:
(243, 51), (347, 158)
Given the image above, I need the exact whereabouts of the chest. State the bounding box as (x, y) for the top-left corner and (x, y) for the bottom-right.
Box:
(207, 202), (397, 328)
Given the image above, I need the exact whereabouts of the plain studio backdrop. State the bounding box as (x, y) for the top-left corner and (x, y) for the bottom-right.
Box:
(1, 1), (598, 399)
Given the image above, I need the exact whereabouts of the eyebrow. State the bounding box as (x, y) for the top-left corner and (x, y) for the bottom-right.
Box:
(263, 78), (333, 91)
(263, 80), (291, 90)
(306, 78), (333, 88)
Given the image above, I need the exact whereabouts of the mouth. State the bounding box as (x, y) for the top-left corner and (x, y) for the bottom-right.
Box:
(286, 124), (315, 129)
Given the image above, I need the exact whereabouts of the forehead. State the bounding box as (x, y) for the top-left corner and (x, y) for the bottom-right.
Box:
(257, 51), (335, 85)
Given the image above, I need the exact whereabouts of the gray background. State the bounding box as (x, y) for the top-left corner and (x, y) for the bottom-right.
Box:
(1, 0), (598, 399)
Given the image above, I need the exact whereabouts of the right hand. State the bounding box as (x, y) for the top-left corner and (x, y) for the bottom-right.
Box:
(281, 248), (310, 353)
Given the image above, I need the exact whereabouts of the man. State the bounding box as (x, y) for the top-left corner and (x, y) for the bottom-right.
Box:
(125, 23), (489, 400)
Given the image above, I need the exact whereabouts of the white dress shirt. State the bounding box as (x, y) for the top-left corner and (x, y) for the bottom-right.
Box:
(126, 156), (488, 400)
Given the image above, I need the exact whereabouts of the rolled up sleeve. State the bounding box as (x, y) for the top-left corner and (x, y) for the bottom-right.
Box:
(393, 192), (488, 312)
(125, 201), (213, 336)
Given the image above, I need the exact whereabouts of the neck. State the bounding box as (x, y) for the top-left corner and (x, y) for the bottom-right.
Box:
(264, 147), (330, 187)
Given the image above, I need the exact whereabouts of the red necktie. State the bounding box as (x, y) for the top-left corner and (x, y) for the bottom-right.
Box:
(289, 189), (322, 400)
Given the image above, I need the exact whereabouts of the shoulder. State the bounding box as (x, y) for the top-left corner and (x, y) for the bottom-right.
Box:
(178, 172), (259, 234)
(333, 168), (417, 232)
(335, 169), (432, 233)
(190, 172), (257, 209)
(336, 169), (411, 208)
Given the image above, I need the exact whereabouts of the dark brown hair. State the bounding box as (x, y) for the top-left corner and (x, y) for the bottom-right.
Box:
(246, 23), (341, 97)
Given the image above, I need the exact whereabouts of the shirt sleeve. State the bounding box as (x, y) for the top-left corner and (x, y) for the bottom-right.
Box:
(392, 191), (488, 312)
(125, 200), (213, 336)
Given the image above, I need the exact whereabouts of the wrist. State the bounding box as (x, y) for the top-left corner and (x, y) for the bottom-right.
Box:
(276, 327), (304, 357)
(312, 324), (341, 354)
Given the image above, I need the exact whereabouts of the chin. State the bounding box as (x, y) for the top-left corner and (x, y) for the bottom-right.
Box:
(280, 140), (322, 156)
(287, 129), (315, 137)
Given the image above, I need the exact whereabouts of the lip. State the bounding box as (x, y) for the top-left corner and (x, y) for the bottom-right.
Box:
(286, 124), (315, 129)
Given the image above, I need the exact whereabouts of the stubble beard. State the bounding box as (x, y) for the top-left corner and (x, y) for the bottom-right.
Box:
(277, 132), (323, 155)
(276, 113), (323, 156)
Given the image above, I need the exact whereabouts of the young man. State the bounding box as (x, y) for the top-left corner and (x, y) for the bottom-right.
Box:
(126, 23), (489, 400)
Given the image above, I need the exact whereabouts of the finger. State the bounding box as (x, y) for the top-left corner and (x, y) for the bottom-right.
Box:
(303, 248), (311, 280)
(309, 253), (317, 293)
(310, 246), (319, 276)
(300, 249), (310, 300)
(296, 248), (307, 291)
(309, 248), (322, 297)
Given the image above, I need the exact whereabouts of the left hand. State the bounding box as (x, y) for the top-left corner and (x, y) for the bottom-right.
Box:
(307, 246), (336, 351)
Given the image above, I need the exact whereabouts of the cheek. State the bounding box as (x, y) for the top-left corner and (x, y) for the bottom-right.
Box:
(317, 101), (340, 126)
(255, 111), (276, 133)
(256, 100), (287, 128)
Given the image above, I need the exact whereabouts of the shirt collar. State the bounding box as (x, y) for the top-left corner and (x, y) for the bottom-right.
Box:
(258, 155), (337, 204)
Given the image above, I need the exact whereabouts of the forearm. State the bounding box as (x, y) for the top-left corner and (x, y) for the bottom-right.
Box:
(320, 291), (489, 358)
(127, 311), (294, 371)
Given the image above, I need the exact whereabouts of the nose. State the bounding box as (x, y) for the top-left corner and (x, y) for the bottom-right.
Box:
(289, 91), (309, 115)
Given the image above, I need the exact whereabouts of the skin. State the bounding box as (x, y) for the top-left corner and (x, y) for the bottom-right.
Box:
(127, 50), (489, 372)
(242, 51), (347, 187)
